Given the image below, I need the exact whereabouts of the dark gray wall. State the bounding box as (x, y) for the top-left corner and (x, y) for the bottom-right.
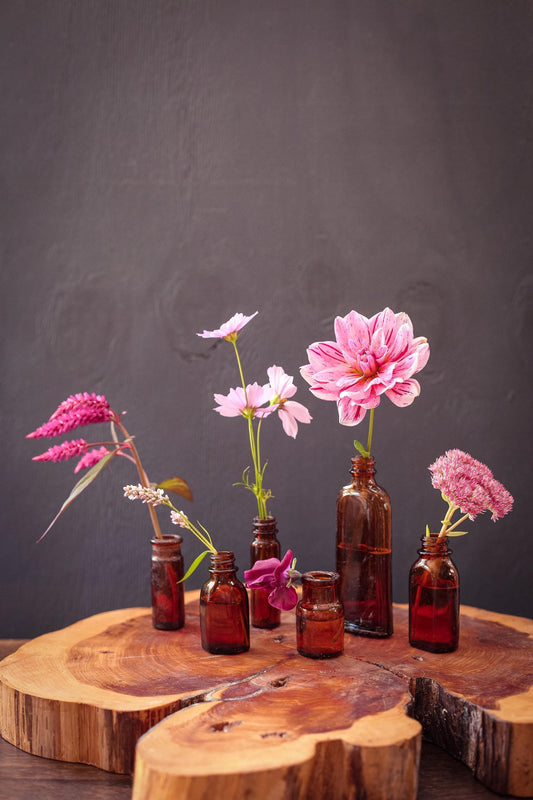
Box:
(2, 1), (531, 638)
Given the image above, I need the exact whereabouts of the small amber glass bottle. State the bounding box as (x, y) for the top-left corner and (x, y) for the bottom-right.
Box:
(151, 534), (185, 630)
(250, 516), (281, 629)
(336, 456), (393, 637)
(409, 533), (459, 653)
(200, 551), (250, 655)
(296, 571), (344, 659)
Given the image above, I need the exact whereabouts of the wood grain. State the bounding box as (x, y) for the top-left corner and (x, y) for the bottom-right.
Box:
(0, 598), (531, 799)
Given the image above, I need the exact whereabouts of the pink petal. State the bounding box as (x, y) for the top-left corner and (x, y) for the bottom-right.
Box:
(385, 379), (420, 407)
(268, 584), (298, 611)
(337, 397), (368, 425)
(334, 310), (370, 354)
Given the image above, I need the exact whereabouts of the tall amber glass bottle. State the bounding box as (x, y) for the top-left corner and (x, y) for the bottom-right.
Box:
(200, 551), (250, 654)
(336, 456), (393, 637)
(250, 516), (281, 629)
(409, 533), (459, 653)
(151, 534), (185, 630)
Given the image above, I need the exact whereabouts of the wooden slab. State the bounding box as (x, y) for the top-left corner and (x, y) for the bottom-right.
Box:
(1, 598), (532, 799)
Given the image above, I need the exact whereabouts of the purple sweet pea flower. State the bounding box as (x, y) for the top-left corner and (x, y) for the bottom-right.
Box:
(244, 549), (298, 611)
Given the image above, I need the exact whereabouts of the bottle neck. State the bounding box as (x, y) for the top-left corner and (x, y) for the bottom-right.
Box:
(418, 533), (451, 557)
(350, 455), (376, 485)
(209, 550), (237, 573)
(151, 533), (183, 551)
(301, 571), (340, 604)
(252, 516), (278, 537)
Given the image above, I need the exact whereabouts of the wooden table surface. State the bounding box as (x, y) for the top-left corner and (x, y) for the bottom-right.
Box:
(0, 640), (517, 800)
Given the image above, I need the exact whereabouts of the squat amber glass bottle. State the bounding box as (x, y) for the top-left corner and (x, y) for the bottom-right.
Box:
(296, 571), (344, 659)
(151, 534), (185, 630)
(336, 456), (393, 637)
(409, 533), (459, 653)
(250, 516), (281, 629)
(200, 551), (250, 655)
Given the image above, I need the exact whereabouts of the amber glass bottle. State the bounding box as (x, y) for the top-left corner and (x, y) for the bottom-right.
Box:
(151, 534), (185, 630)
(336, 456), (393, 637)
(296, 571), (344, 659)
(409, 533), (459, 653)
(250, 516), (281, 629)
(200, 551), (250, 654)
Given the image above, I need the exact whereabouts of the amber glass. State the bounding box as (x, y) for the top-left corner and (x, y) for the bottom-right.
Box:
(250, 516), (281, 629)
(409, 533), (459, 653)
(296, 571), (344, 659)
(336, 456), (393, 638)
(151, 534), (185, 630)
(200, 551), (250, 655)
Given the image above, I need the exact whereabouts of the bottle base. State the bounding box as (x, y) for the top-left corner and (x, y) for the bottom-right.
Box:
(201, 642), (250, 655)
(409, 638), (458, 653)
(344, 621), (392, 638)
(297, 649), (343, 659)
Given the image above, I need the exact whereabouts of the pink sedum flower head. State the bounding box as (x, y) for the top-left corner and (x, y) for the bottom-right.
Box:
(197, 311), (258, 342)
(213, 382), (274, 420)
(74, 446), (110, 474)
(265, 365), (312, 438)
(300, 307), (430, 426)
(429, 449), (513, 522)
(244, 550), (298, 611)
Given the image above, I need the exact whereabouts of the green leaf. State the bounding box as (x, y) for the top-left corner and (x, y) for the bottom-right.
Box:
(447, 530), (469, 537)
(353, 439), (369, 458)
(178, 549), (211, 582)
(37, 450), (117, 542)
(425, 524), (431, 538)
(157, 477), (193, 502)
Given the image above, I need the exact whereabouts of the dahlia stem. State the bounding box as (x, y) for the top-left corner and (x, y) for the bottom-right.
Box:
(366, 408), (375, 457)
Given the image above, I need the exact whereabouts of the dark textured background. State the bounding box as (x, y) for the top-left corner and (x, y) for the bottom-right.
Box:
(1, 1), (531, 638)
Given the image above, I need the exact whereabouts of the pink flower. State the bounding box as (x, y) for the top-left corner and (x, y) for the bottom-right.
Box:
(197, 312), (258, 341)
(213, 383), (274, 419)
(27, 392), (116, 438)
(264, 365), (312, 438)
(124, 484), (170, 506)
(429, 449), (513, 521)
(32, 439), (88, 463)
(300, 308), (430, 426)
(244, 550), (298, 611)
(74, 446), (110, 474)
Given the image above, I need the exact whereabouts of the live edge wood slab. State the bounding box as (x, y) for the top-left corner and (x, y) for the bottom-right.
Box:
(0, 598), (531, 800)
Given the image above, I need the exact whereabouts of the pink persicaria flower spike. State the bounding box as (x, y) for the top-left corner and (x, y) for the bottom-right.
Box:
(300, 308), (430, 426)
(213, 382), (274, 419)
(265, 365), (312, 438)
(27, 392), (116, 438)
(429, 449), (513, 522)
(197, 311), (258, 342)
(74, 446), (110, 474)
(244, 550), (298, 611)
(32, 439), (88, 463)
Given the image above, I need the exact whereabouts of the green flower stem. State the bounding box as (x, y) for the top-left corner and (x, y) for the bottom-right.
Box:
(437, 500), (459, 541)
(232, 338), (268, 519)
(366, 408), (375, 456)
(117, 420), (163, 540)
(446, 512), (470, 533)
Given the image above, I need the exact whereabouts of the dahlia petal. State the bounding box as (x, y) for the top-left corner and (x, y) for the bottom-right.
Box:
(334, 310), (370, 353)
(385, 379), (420, 407)
(337, 397), (368, 426)
(368, 307), (398, 342)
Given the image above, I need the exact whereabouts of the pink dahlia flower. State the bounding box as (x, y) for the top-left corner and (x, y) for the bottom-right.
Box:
(74, 446), (110, 474)
(197, 311), (258, 341)
(244, 550), (298, 611)
(265, 365), (312, 438)
(32, 439), (88, 463)
(300, 308), (430, 426)
(27, 392), (116, 438)
(429, 449), (513, 521)
(213, 382), (274, 419)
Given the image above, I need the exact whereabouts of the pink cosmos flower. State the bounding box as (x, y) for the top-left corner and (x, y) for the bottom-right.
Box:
(213, 382), (274, 419)
(300, 308), (430, 426)
(27, 392), (116, 438)
(32, 439), (88, 463)
(197, 311), (258, 341)
(429, 449), (513, 521)
(74, 446), (110, 474)
(264, 365), (312, 438)
(244, 550), (298, 611)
